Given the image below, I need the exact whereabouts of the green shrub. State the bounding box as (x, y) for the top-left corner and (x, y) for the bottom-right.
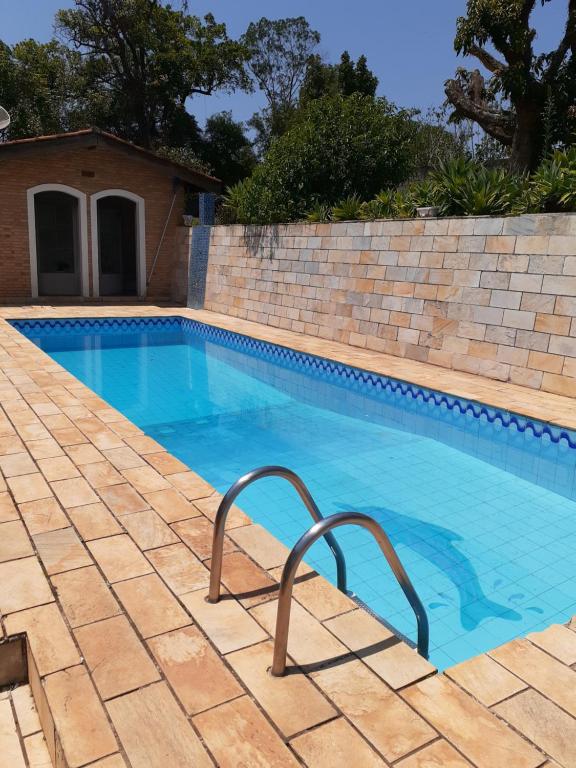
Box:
(228, 94), (415, 224)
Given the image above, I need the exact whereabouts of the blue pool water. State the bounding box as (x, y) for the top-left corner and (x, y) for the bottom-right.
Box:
(13, 316), (576, 670)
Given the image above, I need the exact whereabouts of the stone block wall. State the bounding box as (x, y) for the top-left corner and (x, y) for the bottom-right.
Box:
(200, 214), (576, 397)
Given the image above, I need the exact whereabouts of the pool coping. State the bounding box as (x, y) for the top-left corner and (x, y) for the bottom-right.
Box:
(0, 303), (574, 767)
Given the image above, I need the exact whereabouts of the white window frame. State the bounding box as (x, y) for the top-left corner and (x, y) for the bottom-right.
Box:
(27, 183), (89, 298)
(90, 189), (146, 298)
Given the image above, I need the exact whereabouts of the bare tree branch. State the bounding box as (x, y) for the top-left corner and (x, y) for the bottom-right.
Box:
(445, 79), (515, 145)
(468, 45), (507, 75)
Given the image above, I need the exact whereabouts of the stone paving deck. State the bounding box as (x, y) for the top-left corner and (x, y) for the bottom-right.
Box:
(0, 304), (574, 767)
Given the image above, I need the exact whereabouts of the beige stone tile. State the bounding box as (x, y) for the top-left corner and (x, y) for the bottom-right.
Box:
(146, 543), (209, 595)
(148, 625), (243, 715)
(527, 623), (576, 666)
(0, 698), (26, 768)
(107, 682), (213, 768)
(67, 501), (122, 540)
(402, 675), (542, 768)
(45, 665), (118, 767)
(24, 732), (52, 768)
(36, 456), (80, 482)
(490, 638), (576, 717)
(75, 615), (160, 699)
(0, 491), (18, 522)
(0, 451), (37, 477)
(12, 684), (41, 737)
(121, 465), (170, 493)
(98, 483), (149, 515)
(0, 434), (25, 455)
(288, 574), (356, 621)
(65, 443), (104, 465)
(87, 535), (153, 582)
(26, 438), (64, 460)
(51, 426), (87, 446)
(113, 573), (190, 638)
(145, 451), (189, 475)
(165, 470), (214, 499)
(33, 526), (92, 574)
(290, 717), (387, 768)
(18, 498), (69, 535)
(396, 740), (473, 767)
(5, 604), (80, 675)
(101, 445), (146, 470)
(446, 653), (527, 707)
(313, 658), (434, 762)
(181, 589), (268, 654)
(121, 509), (178, 550)
(194, 695), (299, 768)
(50, 476), (99, 507)
(87, 755), (128, 768)
(124, 434), (166, 455)
(7, 473), (52, 503)
(215, 550), (278, 607)
(81, 460), (125, 488)
(227, 640), (336, 738)
(251, 599), (347, 668)
(172, 515), (235, 561)
(228, 523), (291, 569)
(494, 688), (576, 768)
(144, 487), (201, 523)
(51, 565), (120, 628)
(0, 520), (33, 562)
(194, 490), (250, 528)
(0, 556), (54, 614)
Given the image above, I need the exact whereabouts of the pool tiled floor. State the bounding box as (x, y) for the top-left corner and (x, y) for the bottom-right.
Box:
(0, 303), (574, 767)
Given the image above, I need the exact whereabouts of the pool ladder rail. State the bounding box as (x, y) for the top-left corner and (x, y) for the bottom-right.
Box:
(208, 466), (429, 677)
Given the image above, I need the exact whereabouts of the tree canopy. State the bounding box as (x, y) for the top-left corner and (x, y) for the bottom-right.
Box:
(445, 0), (576, 170)
(300, 51), (379, 104)
(241, 16), (320, 153)
(54, 0), (249, 148)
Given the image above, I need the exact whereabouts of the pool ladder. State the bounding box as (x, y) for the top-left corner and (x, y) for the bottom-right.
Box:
(208, 466), (429, 676)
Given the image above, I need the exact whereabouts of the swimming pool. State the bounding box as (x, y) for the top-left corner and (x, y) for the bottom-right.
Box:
(12, 315), (576, 670)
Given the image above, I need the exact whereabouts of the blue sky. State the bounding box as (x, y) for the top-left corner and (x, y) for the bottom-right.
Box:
(0, 0), (569, 127)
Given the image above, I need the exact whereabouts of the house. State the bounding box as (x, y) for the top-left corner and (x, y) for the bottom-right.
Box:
(0, 128), (220, 302)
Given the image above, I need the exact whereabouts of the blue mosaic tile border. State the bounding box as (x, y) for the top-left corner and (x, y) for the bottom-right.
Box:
(10, 315), (576, 450)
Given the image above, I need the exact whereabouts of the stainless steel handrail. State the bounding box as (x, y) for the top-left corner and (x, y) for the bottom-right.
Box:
(208, 466), (347, 603)
(271, 511), (429, 676)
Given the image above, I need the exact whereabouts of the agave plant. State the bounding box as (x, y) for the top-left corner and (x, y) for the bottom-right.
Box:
(331, 194), (365, 221)
(360, 190), (396, 220)
(305, 201), (332, 222)
(527, 148), (576, 213)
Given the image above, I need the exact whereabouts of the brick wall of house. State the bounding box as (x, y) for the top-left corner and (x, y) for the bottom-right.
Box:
(202, 214), (576, 397)
(0, 139), (190, 301)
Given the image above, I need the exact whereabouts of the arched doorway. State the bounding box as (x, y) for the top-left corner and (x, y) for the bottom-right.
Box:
(27, 184), (88, 297)
(91, 190), (146, 297)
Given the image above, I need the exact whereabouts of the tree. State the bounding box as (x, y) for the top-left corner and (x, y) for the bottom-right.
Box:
(445, 0), (576, 171)
(300, 50), (378, 104)
(228, 94), (415, 224)
(242, 16), (320, 152)
(0, 39), (89, 139)
(56, 0), (249, 148)
(200, 112), (256, 186)
(338, 52), (378, 97)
